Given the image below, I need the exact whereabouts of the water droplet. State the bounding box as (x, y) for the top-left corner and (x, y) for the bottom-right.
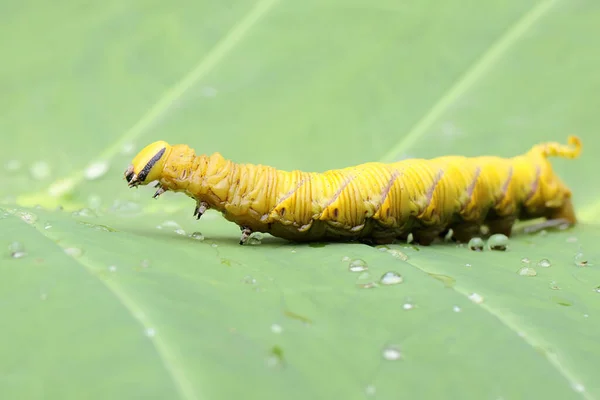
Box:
(379, 271), (404, 285)
(290, 249), (297, 253)
(356, 272), (377, 289)
(8, 241), (26, 258)
(44, 223), (52, 230)
(156, 220), (182, 230)
(5, 159), (21, 172)
(382, 345), (402, 361)
(145, 328), (156, 337)
(83, 161), (109, 180)
(375, 245), (390, 252)
(402, 302), (414, 310)
(387, 248), (409, 261)
(247, 233), (264, 245)
(521, 257), (530, 265)
(406, 233), (414, 244)
(549, 281), (561, 290)
(189, 231), (204, 241)
(487, 234), (509, 251)
(211, 243), (218, 248)
(593, 286), (600, 293)
(468, 237), (484, 251)
(341, 256), (351, 262)
(535, 258), (551, 268)
(348, 259), (368, 272)
(64, 247), (83, 258)
(574, 252), (588, 267)
(243, 275), (257, 285)
(365, 385), (376, 396)
(266, 345), (284, 368)
(121, 142), (135, 155)
(108, 265), (117, 272)
(518, 266), (537, 277)
(465, 263), (472, 268)
(572, 383), (585, 393)
(270, 324), (283, 334)
(174, 228), (186, 235)
(30, 161), (51, 180)
(468, 293), (484, 304)
(452, 305), (461, 312)
(79, 222), (115, 232)
(72, 208), (97, 218)
(16, 211), (38, 224)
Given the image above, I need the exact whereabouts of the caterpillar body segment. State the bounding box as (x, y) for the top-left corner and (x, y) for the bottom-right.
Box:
(124, 136), (581, 246)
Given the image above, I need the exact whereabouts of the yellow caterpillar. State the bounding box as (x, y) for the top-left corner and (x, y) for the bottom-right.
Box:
(124, 136), (581, 245)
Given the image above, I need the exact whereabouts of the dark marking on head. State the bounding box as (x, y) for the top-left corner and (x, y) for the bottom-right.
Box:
(125, 171), (134, 183)
(280, 207), (286, 217)
(333, 208), (339, 218)
(137, 147), (166, 182)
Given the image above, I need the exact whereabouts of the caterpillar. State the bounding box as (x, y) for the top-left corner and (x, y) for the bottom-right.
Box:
(124, 135), (582, 246)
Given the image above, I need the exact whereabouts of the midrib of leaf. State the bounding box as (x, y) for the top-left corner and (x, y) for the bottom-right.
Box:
(8, 209), (200, 400)
(17, 0), (281, 208)
(394, 246), (591, 399)
(379, 0), (561, 163)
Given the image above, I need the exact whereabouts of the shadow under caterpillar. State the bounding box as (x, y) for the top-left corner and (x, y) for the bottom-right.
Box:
(124, 136), (582, 246)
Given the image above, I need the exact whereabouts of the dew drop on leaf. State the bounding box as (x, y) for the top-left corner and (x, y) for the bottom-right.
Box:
(537, 258), (551, 268)
(521, 257), (530, 265)
(453, 305), (461, 312)
(365, 385), (376, 396)
(8, 241), (26, 259)
(387, 248), (409, 261)
(468, 293), (484, 304)
(549, 281), (561, 290)
(487, 234), (509, 251)
(247, 233), (264, 245)
(574, 252), (588, 267)
(189, 232), (204, 241)
(72, 208), (97, 218)
(468, 237), (484, 251)
(379, 271), (404, 285)
(593, 286), (600, 293)
(174, 228), (186, 236)
(402, 302), (414, 310)
(108, 265), (117, 272)
(518, 266), (537, 277)
(243, 275), (257, 285)
(382, 345), (402, 361)
(270, 324), (283, 334)
(44, 223), (52, 230)
(348, 259), (368, 272)
(145, 328), (156, 337)
(16, 211), (38, 224)
(83, 161), (109, 180)
(341, 256), (351, 262)
(356, 272), (377, 289)
(465, 263), (472, 268)
(29, 161), (51, 180)
(64, 247), (83, 258)
(572, 383), (585, 393)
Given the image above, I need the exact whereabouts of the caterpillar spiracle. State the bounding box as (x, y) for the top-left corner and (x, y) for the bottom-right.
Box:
(124, 136), (582, 246)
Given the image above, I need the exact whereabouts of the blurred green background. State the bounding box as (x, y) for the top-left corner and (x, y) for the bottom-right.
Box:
(1, 0), (599, 399)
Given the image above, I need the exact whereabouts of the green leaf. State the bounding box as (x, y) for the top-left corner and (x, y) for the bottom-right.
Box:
(2, 0), (599, 399)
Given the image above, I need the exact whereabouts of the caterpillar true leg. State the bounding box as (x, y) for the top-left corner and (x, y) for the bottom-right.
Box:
(239, 226), (253, 245)
(193, 201), (209, 220)
(153, 184), (167, 198)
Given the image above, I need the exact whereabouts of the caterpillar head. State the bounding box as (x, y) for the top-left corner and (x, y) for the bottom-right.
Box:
(124, 141), (172, 188)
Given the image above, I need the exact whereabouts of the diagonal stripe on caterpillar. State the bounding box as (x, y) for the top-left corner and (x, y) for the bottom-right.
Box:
(124, 136), (582, 246)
